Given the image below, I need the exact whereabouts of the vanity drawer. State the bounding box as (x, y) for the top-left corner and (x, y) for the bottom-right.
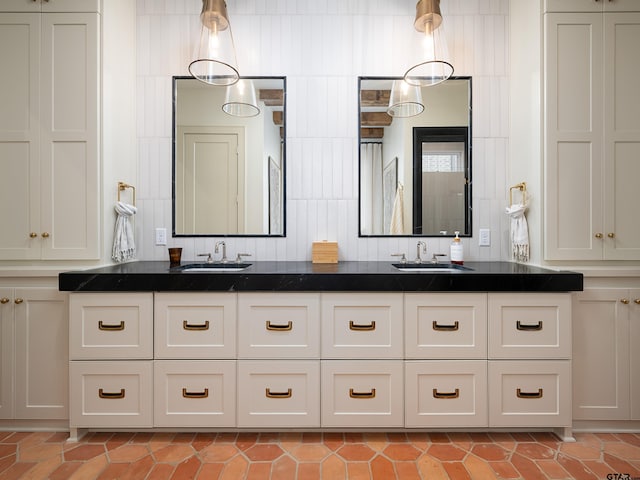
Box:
(69, 293), (153, 360)
(488, 360), (571, 427)
(405, 360), (488, 427)
(405, 293), (487, 359)
(154, 360), (236, 427)
(238, 293), (320, 358)
(69, 360), (152, 428)
(237, 360), (320, 427)
(321, 293), (403, 358)
(321, 360), (404, 427)
(154, 293), (236, 359)
(488, 293), (571, 359)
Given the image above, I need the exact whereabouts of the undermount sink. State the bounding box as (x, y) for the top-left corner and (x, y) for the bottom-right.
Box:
(173, 263), (252, 272)
(391, 263), (473, 272)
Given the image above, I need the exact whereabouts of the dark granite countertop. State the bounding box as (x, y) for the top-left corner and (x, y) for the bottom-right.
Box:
(58, 261), (583, 292)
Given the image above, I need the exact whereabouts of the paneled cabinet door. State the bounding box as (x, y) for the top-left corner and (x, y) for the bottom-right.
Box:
(0, 11), (99, 260)
(0, 289), (14, 419)
(572, 289), (630, 420)
(0, 13), (40, 260)
(544, 11), (640, 260)
(14, 288), (68, 419)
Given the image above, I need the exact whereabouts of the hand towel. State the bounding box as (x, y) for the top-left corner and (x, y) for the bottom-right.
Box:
(505, 201), (529, 262)
(112, 201), (137, 262)
(390, 183), (405, 235)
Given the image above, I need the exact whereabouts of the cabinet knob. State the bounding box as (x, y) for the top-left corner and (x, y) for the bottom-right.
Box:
(0, 298), (9, 304)
(14, 298), (24, 304)
(635, 299), (640, 305)
(29, 232), (38, 238)
(608, 233), (615, 238)
(41, 232), (50, 238)
(595, 233), (603, 239)
(621, 299), (630, 304)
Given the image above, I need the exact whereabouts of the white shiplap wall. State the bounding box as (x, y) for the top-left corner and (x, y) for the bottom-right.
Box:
(136, 0), (510, 262)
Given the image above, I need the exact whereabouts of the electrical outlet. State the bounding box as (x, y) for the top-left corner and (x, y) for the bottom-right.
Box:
(479, 228), (491, 246)
(155, 228), (167, 246)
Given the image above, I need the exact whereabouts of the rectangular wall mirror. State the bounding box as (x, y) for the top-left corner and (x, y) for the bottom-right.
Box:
(359, 76), (471, 237)
(172, 76), (286, 237)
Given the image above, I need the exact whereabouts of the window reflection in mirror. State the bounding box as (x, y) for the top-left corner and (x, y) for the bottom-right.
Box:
(358, 77), (471, 237)
(172, 76), (286, 237)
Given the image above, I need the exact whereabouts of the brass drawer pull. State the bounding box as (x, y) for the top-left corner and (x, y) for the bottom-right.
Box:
(432, 321), (459, 331)
(29, 232), (38, 238)
(183, 320), (210, 331)
(182, 388), (209, 399)
(98, 321), (125, 331)
(516, 321), (542, 331)
(349, 320), (376, 331)
(14, 298), (23, 305)
(265, 388), (292, 399)
(266, 320), (293, 331)
(621, 299), (630, 305)
(99, 388), (125, 399)
(635, 299), (640, 305)
(0, 298), (9, 304)
(433, 388), (460, 399)
(516, 388), (543, 399)
(349, 388), (376, 399)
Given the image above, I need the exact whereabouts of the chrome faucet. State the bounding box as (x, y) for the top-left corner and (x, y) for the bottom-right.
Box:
(415, 241), (427, 263)
(215, 241), (228, 263)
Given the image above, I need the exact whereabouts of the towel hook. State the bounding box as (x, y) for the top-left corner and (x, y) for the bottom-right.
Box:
(509, 182), (526, 207)
(117, 182), (136, 206)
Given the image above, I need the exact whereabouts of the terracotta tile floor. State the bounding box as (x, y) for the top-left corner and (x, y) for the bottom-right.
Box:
(0, 430), (639, 479)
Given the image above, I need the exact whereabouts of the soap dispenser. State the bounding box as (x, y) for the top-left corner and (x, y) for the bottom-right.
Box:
(450, 231), (464, 265)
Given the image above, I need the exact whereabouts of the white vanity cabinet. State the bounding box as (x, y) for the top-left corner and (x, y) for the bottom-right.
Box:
(543, 4), (640, 260)
(0, 287), (68, 421)
(67, 290), (573, 434)
(404, 293), (488, 428)
(237, 293), (321, 427)
(404, 293), (572, 432)
(0, 3), (100, 260)
(69, 293), (153, 433)
(488, 294), (572, 428)
(572, 288), (640, 422)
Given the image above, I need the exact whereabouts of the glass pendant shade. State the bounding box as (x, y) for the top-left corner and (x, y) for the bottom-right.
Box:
(404, 0), (453, 87)
(387, 80), (424, 117)
(189, 0), (239, 86)
(222, 79), (260, 117)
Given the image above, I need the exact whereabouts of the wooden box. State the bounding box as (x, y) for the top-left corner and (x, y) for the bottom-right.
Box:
(312, 241), (338, 264)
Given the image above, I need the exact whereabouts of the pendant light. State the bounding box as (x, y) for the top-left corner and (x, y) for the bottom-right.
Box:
(404, 0), (453, 87)
(189, 0), (239, 86)
(222, 79), (260, 117)
(387, 80), (424, 117)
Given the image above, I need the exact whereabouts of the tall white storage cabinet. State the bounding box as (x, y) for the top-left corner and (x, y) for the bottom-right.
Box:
(0, 1), (100, 260)
(543, 3), (640, 260)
